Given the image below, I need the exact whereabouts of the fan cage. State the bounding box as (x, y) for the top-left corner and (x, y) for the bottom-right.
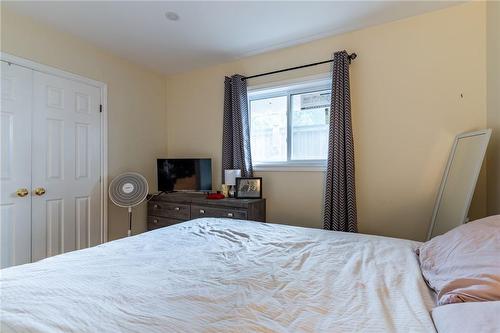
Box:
(109, 172), (149, 208)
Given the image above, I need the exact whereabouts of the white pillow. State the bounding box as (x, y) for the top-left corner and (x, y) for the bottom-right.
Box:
(432, 301), (500, 333)
(418, 215), (500, 305)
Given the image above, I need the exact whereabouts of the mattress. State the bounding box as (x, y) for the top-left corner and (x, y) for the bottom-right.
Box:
(0, 218), (436, 332)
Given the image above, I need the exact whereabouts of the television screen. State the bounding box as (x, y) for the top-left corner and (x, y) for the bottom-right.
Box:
(157, 159), (212, 192)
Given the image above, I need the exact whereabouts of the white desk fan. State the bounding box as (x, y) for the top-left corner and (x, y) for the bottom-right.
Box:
(109, 172), (149, 237)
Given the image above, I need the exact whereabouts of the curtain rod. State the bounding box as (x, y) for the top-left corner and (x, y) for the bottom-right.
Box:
(241, 52), (357, 81)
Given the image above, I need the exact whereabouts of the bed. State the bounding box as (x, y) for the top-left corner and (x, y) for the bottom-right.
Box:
(0, 218), (436, 332)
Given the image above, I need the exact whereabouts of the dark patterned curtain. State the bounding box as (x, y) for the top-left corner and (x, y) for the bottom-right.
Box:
(222, 75), (253, 182)
(324, 51), (358, 232)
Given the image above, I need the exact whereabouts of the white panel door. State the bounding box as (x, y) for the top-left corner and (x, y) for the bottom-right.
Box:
(0, 62), (33, 269)
(32, 71), (101, 261)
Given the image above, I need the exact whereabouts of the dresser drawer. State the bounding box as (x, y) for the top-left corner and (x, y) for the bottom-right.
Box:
(191, 205), (247, 220)
(148, 201), (190, 220)
(147, 216), (182, 230)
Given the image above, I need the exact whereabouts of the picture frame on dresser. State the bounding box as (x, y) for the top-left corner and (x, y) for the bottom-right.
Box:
(235, 177), (262, 199)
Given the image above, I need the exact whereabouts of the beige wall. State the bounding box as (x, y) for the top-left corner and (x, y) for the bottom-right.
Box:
(1, 3), (490, 243)
(487, 1), (500, 216)
(1, 7), (167, 240)
(166, 3), (487, 241)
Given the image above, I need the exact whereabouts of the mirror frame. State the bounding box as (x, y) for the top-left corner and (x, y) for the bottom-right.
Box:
(427, 129), (492, 240)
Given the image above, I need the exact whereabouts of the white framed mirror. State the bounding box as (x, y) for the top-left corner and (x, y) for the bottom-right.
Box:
(427, 129), (492, 240)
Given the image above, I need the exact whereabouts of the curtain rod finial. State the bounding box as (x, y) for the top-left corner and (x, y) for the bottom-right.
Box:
(348, 53), (357, 61)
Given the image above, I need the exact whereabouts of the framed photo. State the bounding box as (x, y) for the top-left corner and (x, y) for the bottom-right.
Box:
(235, 177), (262, 199)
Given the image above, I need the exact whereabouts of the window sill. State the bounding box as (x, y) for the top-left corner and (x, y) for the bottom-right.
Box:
(253, 163), (326, 172)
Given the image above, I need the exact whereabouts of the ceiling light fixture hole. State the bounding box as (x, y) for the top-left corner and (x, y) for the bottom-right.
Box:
(165, 12), (180, 21)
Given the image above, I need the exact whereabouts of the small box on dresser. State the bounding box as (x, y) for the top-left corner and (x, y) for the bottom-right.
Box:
(147, 192), (266, 231)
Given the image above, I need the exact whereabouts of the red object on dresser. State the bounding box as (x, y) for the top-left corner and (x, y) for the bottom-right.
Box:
(206, 193), (225, 200)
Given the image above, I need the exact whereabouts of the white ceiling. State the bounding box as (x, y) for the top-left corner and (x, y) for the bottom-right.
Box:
(4, 1), (461, 75)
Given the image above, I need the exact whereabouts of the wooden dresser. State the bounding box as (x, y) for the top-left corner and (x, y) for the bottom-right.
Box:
(147, 192), (266, 231)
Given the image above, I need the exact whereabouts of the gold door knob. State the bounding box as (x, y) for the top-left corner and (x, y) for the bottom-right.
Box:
(34, 187), (46, 196)
(16, 188), (29, 197)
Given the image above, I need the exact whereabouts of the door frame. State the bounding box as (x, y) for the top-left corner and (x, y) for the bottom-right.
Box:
(0, 52), (109, 243)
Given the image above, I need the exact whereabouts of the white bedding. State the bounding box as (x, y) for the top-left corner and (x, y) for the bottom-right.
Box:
(0, 218), (436, 332)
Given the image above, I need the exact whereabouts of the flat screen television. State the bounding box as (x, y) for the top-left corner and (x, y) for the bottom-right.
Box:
(157, 158), (212, 192)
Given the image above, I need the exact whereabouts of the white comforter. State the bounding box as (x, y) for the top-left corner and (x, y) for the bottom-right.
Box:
(0, 218), (436, 333)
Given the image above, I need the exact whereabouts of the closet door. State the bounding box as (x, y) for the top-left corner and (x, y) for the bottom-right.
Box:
(31, 72), (101, 261)
(0, 62), (33, 269)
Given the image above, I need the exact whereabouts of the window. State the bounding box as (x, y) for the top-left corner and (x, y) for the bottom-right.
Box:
(248, 79), (331, 170)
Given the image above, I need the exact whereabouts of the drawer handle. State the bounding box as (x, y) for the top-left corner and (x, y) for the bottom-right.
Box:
(154, 204), (159, 209)
(227, 213), (234, 217)
(153, 219), (159, 224)
(199, 209), (205, 214)
(174, 207), (180, 211)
